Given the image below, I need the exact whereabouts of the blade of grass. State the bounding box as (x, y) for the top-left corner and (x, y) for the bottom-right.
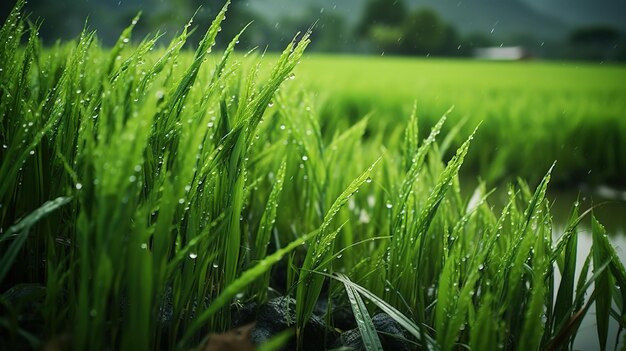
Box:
(592, 216), (613, 351)
(332, 273), (439, 351)
(0, 197), (72, 284)
(339, 273), (384, 351)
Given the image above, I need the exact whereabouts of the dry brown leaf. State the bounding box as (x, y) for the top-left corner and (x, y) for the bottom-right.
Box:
(198, 322), (257, 351)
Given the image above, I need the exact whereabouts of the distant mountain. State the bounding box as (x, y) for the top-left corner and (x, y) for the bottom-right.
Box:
(246, 0), (624, 39)
(523, 0), (626, 31)
(405, 0), (569, 39)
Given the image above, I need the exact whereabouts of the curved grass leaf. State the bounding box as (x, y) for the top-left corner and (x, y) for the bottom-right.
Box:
(592, 216), (613, 351)
(332, 273), (439, 351)
(0, 197), (72, 285)
(339, 273), (383, 351)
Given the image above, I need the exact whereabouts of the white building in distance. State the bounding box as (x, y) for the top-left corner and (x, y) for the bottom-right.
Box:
(474, 46), (532, 60)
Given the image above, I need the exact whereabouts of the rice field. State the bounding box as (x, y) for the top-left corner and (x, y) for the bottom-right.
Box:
(1, 1), (626, 350)
(291, 55), (626, 187)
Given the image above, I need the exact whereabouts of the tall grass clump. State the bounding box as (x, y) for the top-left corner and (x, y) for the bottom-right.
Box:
(1, 1), (625, 350)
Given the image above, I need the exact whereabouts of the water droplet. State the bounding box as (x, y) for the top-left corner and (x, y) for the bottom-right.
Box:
(386, 202), (393, 209)
(178, 198), (185, 204)
(365, 177), (372, 183)
(75, 183), (83, 190)
(212, 263), (219, 268)
(189, 252), (198, 259)
(301, 155), (308, 161)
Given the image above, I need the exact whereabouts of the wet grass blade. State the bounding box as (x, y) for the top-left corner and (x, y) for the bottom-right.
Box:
(164, 0), (230, 122)
(552, 204), (579, 333)
(339, 273), (383, 351)
(253, 158), (288, 302)
(518, 229), (548, 351)
(0, 197), (71, 284)
(591, 213), (626, 322)
(333, 273), (439, 351)
(402, 101), (419, 172)
(592, 216), (613, 351)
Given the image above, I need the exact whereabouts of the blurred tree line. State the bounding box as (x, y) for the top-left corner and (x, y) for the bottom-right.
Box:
(1, 0), (624, 61)
(356, 0), (465, 56)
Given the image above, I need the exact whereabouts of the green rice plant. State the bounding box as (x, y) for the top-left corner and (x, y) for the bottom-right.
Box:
(1, 1), (625, 351)
(295, 158), (380, 348)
